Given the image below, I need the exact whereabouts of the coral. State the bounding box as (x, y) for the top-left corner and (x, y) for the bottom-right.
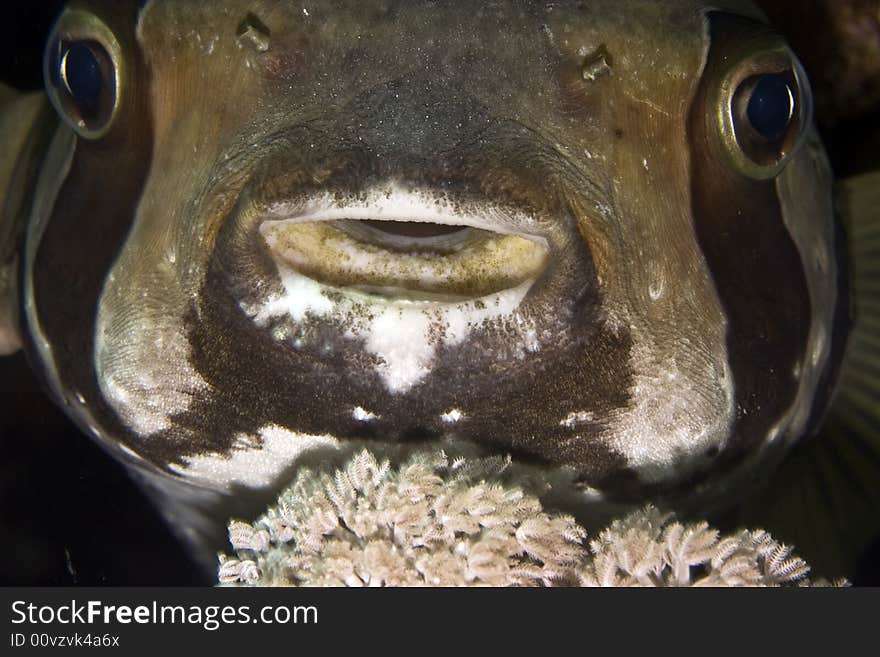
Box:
(579, 506), (819, 587)
(218, 448), (844, 587)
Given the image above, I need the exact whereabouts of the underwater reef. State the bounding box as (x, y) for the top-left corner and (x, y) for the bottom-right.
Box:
(218, 448), (844, 587)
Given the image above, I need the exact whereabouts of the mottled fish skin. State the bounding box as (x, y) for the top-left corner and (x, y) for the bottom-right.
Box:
(1, 0), (847, 563)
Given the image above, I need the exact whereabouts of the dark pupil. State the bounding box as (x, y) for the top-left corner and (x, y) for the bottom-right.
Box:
(62, 42), (103, 104)
(747, 73), (794, 140)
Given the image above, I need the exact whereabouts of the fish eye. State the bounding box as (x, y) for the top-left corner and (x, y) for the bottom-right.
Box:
(713, 46), (812, 180)
(44, 9), (123, 139)
(61, 42), (106, 107)
(744, 73), (795, 140)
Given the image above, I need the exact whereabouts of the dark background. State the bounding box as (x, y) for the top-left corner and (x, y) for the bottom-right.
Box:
(1, 1), (878, 586)
(1, 1), (213, 586)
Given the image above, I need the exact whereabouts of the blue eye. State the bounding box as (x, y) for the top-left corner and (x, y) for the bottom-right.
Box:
(44, 12), (122, 139)
(746, 73), (794, 140)
(61, 42), (104, 106)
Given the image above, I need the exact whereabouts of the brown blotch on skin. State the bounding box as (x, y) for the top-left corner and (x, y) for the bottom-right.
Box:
(687, 12), (811, 459)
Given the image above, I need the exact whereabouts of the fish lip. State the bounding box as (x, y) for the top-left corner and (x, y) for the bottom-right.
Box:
(257, 182), (550, 242)
(220, 138), (584, 309)
(251, 183), (552, 303)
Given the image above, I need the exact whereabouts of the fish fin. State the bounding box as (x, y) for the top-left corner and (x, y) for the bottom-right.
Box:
(728, 171), (880, 583)
(0, 85), (54, 355)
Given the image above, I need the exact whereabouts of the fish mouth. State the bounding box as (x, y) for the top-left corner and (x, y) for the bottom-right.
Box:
(257, 184), (551, 303)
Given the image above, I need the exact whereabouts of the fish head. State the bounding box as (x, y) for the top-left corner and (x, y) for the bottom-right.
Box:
(19, 0), (847, 542)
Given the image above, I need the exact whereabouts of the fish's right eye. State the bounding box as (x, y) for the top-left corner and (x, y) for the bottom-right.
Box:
(45, 10), (123, 139)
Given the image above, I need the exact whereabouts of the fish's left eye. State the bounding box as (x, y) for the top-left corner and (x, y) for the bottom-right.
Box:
(710, 37), (813, 180)
(745, 73), (795, 140)
(44, 9), (124, 139)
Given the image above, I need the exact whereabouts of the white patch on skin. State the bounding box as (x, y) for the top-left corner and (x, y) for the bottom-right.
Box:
(606, 335), (734, 484)
(96, 320), (209, 437)
(358, 307), (434, 391)
(246, 263), (535, 394)
(352, 406), (379, 422)
(170, 424), (339, 489)
(648, 279), (665, 301)
(440, 409), (464, 423)
(523, 327), (540, 352)
(253, 270), (333, 324)
(559, 411), (594, 429)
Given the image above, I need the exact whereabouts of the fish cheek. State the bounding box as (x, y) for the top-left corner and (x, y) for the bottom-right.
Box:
(27, 6), (154, 455)
(688, 14), (811, 461)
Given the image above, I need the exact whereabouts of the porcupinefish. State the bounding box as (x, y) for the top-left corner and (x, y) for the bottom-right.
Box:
(0, 0), (859, 569)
